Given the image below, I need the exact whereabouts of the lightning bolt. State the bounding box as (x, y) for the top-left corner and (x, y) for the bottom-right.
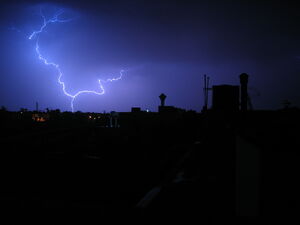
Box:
(29, 9), (124, 112)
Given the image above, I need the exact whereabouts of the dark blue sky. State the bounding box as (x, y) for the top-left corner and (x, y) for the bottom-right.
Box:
(1, 0), (300, 112)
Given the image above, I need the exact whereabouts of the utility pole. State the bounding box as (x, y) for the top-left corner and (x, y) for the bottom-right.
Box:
(202, 74), (210, 112)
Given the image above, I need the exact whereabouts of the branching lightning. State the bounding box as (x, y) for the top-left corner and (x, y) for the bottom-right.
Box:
(29, 9), (124, 112)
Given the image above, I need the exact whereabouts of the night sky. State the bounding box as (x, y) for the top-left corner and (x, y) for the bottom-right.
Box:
(1, 0), (300, 112)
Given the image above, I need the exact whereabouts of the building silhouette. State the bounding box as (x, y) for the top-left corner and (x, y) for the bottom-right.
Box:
(212, 85), (239, 111)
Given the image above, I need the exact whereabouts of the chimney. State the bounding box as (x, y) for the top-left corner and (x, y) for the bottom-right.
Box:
(239, 73), (249, 112)
(159, 93), (166, 107)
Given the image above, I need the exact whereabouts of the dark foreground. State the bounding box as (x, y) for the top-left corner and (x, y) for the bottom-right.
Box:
(1, 110), (300, 224)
